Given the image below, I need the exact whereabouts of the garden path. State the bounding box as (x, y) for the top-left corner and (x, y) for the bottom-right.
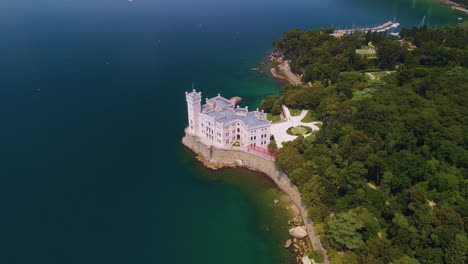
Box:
(271, 107), (320, 147)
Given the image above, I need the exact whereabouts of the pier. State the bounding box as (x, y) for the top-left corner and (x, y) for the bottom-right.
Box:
(334, 21), (400, 35)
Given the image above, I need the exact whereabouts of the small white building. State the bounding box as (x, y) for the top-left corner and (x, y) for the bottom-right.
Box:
(185, 89), (271, 148)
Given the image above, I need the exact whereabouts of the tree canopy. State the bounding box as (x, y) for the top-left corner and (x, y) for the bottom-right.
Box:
(265, 24), (468, 263)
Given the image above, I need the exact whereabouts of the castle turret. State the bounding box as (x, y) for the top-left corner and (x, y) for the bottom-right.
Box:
(185, 89), (202, 135)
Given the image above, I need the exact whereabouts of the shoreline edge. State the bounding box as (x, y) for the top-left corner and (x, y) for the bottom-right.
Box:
(182, 133), (330, 264)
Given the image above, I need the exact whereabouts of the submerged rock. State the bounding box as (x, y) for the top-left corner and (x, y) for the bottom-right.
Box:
(284, 239), (292, 248)
(292, 215), (302, 226)
(289, 226), (307, 239)
(273, 199), (279, 204)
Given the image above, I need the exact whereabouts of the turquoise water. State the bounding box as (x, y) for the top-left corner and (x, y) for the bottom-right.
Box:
(0, 1), (461, 263)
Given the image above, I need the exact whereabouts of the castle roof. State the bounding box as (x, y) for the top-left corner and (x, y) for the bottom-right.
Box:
(201, 95), (270, 129)
(185, 89), (202, 101)
(206, 95), (234, 111)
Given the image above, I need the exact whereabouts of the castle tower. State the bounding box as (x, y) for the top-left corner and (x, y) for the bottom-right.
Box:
(185, 89), (202, 135)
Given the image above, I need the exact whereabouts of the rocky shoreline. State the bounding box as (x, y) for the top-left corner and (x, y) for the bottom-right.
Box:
(285, 219), (314, 264)
(182, 134), (329, 264)
(268, 51), (302, 85)
(194, 152), (316, 264)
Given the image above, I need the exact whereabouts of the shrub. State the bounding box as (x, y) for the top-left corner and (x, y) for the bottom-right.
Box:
(309, 250), (324, 263)
(268, 140), (278, 153)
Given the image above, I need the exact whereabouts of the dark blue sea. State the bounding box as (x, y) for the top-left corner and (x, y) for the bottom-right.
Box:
(0, 0), (460, 263)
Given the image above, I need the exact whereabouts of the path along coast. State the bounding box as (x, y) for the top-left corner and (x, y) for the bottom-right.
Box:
(182, 132), (330, 264)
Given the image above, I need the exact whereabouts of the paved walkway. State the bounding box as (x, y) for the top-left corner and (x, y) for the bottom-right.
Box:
(366, 72), (376, 80)
(271, 106), (320, 147)
(278, 61), (302, 85)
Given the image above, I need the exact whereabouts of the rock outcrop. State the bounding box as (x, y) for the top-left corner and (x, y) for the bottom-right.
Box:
(289, 226), (307, 239)
(229, 96), (243, 105)
(301, 256), (312, 264)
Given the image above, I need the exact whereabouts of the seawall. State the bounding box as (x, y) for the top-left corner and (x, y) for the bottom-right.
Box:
(182, 133), (330, 264)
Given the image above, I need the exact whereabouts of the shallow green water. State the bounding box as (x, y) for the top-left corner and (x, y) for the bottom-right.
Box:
(0, 0), (461, 263)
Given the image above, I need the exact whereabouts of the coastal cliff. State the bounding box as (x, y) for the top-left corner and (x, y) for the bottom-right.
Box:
(182, 133), (329, 264)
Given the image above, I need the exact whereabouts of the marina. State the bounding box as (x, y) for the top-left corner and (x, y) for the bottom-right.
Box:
(334, 20), (401, 35)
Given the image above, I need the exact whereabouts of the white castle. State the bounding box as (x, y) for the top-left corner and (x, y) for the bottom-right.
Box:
(185, 89), (271, 148)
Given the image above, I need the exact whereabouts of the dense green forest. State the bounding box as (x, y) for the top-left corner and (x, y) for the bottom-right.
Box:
(263, 24), (467, 263)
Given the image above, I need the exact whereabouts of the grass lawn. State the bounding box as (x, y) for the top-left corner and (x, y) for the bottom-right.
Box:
(287, 126), (312, 136)
(301, 114), (314, 123)
(363, 53), (377, 59)
(267, 113), (281, 123)
(289, 109), (302, 116)
(292, 126), (308, 135)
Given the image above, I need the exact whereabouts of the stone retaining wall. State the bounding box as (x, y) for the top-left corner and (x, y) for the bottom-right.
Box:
(182, 133), (330, 264)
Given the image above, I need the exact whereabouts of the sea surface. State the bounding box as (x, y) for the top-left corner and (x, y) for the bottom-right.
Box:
(0, 0), (461, 263)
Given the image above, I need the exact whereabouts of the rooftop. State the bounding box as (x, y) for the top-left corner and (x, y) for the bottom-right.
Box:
(186, 89), (202, 101)
(201, 94), (270, 129)
(206, 95), (234, 111)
